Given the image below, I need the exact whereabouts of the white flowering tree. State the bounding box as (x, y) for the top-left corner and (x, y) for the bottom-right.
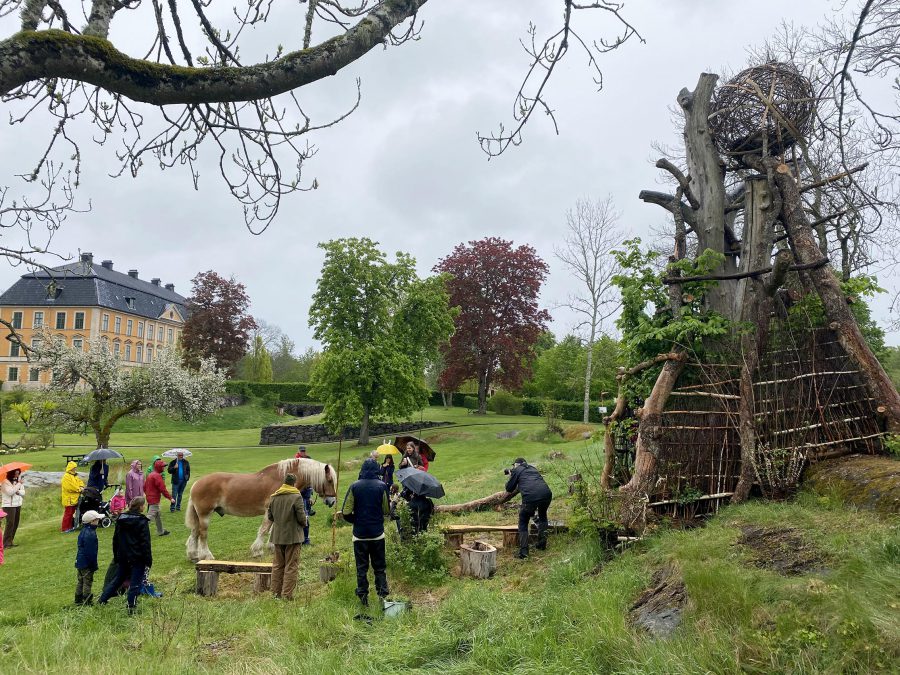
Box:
(33, 333), (226, 448)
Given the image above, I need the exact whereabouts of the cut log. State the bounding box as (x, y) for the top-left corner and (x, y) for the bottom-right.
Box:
(196, 570), (219, 597)
(444, 532), (464, 549)
(435, 491), (514, 513)
(319, 564), (338, 583)
(459, 541), (497, 579)
(502, 529), (519, 550)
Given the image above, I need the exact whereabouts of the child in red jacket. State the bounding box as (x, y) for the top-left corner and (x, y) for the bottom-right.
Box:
(143, 459), (173, 536)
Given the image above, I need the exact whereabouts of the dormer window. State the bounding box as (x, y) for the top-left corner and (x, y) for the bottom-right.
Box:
(125, 297), (135, 310)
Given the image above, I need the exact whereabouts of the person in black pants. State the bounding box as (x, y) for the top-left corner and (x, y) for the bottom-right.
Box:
(341, 458), (390, 606)
(504, 457), (553, 559)
(98, 496), (153, 614)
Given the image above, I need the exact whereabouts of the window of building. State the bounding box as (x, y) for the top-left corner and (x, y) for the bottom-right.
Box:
(9, 342), (19, 357)
(113, 341), (121, 359)
(125, 297), (135, 310)
(126, 319), (133, 336)
(114, 317), (121, 334)
(7, 367), (18, 382)
(102, 313), (109, 331)
(11, 312), (22, 329)
(72, 337), (83, 351)
(33, 311), (43, 328)
(28, 368), (39, 382)
(137, 322), (144, 338)
(147, 323), (154, 340)
(55, 311), (66, 330)
(74, 312), (85, 330)
(146, 346), (153, 363)
(167, 328), (173, 344)
(31, 337), (42, 351)
(158, 326), (164, 342)
(125, 343), (132, 361)
(136, 345), (143, 363)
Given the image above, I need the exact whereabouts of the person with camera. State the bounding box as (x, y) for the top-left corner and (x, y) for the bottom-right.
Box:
(504, 457), (553, 559)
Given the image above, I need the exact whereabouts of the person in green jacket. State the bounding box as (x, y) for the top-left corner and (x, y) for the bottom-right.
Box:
(266, 473), (308, 600)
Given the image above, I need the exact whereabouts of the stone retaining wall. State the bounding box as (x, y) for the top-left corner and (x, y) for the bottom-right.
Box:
(279, 403), (324, 417)
(260, 420), (450, 445)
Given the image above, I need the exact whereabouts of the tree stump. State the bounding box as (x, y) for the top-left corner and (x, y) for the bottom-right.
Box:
(460, 541), (497, 579)
(253, 572), (272, 593)
(196, 570), (219, 597)
(502, 530), (519, 551)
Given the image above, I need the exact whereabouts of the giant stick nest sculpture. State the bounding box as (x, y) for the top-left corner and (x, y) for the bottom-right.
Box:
(709, 62), (815, 159)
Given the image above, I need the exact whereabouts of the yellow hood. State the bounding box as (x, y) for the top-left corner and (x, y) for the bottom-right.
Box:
(271, 484), (301, 497)
(66, 461), (78, 474)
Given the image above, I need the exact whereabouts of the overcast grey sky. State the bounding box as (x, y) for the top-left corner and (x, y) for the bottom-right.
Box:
(3, 0), (895, 347)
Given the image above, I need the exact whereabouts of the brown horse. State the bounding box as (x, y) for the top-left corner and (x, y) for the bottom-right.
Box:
(185, 457), (337, 562)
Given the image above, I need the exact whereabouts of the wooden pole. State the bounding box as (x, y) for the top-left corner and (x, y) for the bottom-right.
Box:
(331, 435), (342, 555)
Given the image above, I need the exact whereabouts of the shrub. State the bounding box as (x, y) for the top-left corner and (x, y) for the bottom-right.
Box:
(488, 391), (523, 416)
(387, 503), (448, 583)
(462, 395), (479, 410)
(225, 381), (313, 401)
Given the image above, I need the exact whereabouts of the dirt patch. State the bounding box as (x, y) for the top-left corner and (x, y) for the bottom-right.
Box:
(424, 431), (474, 444)
(736, 525), (826, 575)
(204, 637), (236, 657)
(628, 564), (687, 639)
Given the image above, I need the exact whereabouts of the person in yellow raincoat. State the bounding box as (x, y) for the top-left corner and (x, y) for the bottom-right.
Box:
(61, 462), (85, 533)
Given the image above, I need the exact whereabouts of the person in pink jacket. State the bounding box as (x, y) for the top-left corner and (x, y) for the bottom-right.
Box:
(124, 460), (144, 504)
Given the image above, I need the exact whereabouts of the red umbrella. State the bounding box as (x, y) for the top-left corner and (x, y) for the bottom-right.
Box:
(0, 461), (32, 483)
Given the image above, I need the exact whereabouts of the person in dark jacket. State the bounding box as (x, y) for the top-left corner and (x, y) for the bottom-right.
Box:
(381, 455), (395, 487)
(166, 452), (191, 513)
(504, 457), (553, 559)
(87, 460), (109, 491)
(98, 496), (153, 614)
(341, 458), (390, 606)
(74, 510), (102, 605)
(399, 487), (434, 534)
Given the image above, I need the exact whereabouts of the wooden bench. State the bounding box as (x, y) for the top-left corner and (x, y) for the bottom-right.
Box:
(442, 521), (569, 550)
(195, 560), (273, 597)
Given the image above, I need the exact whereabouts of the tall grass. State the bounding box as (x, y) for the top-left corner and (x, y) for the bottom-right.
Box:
(0, 412), (897, 674)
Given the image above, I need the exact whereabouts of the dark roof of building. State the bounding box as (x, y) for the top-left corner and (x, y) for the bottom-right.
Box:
(0, 258), (186, 322)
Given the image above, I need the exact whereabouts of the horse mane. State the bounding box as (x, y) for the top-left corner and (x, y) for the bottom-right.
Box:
(275, 457), (333, 492)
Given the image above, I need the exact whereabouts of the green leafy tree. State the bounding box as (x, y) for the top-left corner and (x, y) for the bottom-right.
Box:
(309, 238), (455, 444)
(245, 335), (274, 383)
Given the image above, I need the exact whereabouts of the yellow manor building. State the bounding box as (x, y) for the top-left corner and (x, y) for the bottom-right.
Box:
(0, 253), (187, 389)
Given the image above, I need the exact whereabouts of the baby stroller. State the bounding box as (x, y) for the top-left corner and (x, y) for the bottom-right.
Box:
(77, 486), (114, 529)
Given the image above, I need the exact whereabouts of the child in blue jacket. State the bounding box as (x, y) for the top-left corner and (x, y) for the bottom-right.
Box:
(75, 510), (102, 606)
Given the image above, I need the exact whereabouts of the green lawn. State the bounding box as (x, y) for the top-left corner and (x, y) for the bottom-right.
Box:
(0, 408), (897, 674)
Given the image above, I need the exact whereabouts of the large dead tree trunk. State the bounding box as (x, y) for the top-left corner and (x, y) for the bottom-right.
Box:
(622, 354), (687, 495)
(770, 161), (900, 433)
(679, 73), (737, 319)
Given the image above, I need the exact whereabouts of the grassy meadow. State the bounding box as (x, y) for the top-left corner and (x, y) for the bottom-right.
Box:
(0, 405), (897, 674)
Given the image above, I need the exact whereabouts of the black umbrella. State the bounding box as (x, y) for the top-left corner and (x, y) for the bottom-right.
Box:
(78, 448), (124, 464)
(394, 435), (436, 461)
(395, 468), (445, 499)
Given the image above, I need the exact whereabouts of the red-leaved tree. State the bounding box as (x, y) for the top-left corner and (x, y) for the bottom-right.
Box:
(181, 271), (258, 375)
(434, 238), (550, 414)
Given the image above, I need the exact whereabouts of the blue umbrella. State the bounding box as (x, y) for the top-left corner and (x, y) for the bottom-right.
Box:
(395, 467), (445, 498)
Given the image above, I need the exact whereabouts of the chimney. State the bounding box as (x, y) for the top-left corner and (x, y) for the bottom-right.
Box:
(164, 283), (175, 291)
(128, 269), (139, 278)
(101, 260), (113, 270)
(151, 278), (161, 286)
(80, 252), (93, 264)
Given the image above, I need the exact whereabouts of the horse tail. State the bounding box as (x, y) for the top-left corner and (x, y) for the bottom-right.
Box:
(185, 492), (198, 531)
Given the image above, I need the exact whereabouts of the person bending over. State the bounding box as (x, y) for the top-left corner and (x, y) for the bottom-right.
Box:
(504, 458), (553, 559)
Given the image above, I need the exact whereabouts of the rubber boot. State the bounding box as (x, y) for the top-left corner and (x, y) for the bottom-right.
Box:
(74, 593), (84, 606)
(83, 593), (94, 606)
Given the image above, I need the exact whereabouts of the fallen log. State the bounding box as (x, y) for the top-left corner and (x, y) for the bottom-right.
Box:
(435, 491), (515, 513)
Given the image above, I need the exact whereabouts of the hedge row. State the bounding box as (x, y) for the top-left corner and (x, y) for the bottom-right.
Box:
(225, 381), (312, 401)
(226, 380), (611, 422)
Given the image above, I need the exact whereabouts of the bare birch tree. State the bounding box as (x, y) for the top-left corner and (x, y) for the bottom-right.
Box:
(555, 196), (623, 423)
